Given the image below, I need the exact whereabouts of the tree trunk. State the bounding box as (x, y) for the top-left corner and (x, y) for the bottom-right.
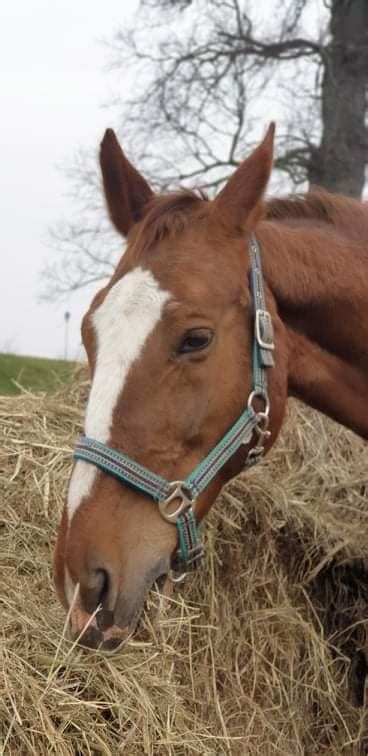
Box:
(308, 0), (368, 198)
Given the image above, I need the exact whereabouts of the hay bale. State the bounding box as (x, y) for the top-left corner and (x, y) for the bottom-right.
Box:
(1, 374), (368, 755)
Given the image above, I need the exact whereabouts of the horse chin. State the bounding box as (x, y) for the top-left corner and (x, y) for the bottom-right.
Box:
(70, 572), (170, 654)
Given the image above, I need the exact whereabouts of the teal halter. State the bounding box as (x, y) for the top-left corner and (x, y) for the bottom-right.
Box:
(74, 235), (275, 575)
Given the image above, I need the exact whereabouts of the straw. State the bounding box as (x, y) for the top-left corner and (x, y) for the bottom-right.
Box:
(1, 373), (368, 754)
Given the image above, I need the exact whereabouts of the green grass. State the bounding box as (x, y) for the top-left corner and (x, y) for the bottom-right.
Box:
(0, 353), (76, 395)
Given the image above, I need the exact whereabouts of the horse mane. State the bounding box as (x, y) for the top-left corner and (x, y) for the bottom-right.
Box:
(266, 187), (368, 240)
(132, 185), (368, 256)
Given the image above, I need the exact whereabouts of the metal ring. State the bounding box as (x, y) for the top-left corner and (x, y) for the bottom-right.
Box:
(247, 390), (270, 417)
(168, 569), (187, 583)
(158, 481), (193, 523)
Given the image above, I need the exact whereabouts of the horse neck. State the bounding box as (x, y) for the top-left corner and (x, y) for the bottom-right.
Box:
(258, 218), (368, 439)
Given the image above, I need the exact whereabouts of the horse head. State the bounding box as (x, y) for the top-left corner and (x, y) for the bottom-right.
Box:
(54, 125), (288, 651)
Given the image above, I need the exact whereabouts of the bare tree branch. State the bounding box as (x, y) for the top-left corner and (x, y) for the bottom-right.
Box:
(44, 0), (367, 300)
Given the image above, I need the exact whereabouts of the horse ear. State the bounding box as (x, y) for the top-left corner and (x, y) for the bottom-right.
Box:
(100, 129), (153, 237)
(214, 123), (275, 233)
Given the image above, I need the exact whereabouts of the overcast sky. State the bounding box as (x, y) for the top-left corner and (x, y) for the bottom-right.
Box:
(1, 0), (138, 361)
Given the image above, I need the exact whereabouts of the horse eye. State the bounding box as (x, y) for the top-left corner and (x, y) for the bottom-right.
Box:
(177, 329), (213, 355)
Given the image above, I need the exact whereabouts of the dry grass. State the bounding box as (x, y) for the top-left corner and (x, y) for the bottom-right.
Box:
(1, 373), (368, 755)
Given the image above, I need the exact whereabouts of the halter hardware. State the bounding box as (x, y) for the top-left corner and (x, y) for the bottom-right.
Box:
(73, 235), (274, 575)
(158, 482), (193, 523)
(245, 410), (271, 467)
(247, 389), (270, 417)
(255, 309), (274, 351)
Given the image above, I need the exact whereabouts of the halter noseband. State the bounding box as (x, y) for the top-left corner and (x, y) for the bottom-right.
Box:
(74, 235), (274, 575)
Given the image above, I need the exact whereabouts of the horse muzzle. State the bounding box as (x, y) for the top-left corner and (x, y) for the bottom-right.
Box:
(67, 560), (171, 653)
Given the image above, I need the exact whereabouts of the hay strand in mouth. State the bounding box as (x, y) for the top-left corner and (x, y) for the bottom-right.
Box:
(1, 375), (368, 754)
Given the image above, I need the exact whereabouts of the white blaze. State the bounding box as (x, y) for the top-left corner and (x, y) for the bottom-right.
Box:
(67, 267), (171, 521)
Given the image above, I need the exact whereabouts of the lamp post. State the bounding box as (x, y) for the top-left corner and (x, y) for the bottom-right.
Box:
(64, 311), (71, 360)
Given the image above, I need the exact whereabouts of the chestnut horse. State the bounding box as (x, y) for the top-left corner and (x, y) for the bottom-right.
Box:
(54, 125), (368, 652)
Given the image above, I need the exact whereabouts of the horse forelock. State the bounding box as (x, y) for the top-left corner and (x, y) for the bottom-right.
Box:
(130, 189), (207, 258)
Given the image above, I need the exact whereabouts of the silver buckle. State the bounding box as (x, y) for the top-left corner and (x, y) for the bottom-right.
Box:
(255, 309), (274, 350)
(158, 481), (193, 523)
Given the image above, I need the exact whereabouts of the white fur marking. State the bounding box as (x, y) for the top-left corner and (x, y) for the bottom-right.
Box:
(67, 267), (171, 521)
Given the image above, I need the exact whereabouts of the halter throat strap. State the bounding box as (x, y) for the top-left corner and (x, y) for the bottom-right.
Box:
(74, 234), (274, 573)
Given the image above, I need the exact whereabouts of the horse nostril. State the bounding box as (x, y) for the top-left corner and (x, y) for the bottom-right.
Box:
(101, 636), (124, 653)
(79, 625), (103, 650)
(79, 567), (111, 614)
(96, 608), (114, 631)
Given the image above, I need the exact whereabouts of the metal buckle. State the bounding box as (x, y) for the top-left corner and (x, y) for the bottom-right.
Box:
(158, 481), (193, 523)
(255, 309), (274, 351)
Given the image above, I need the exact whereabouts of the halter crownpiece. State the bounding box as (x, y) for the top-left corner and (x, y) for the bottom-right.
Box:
(74, 234), (275, 575)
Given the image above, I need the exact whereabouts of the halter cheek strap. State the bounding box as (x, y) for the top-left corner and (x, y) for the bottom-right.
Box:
(74, 235), (274, 574)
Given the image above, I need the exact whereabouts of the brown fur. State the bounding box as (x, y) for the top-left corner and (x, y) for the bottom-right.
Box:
(266, 186), (368, 242)
(130, 190), (206, 256)
(54, 126), (368, 650)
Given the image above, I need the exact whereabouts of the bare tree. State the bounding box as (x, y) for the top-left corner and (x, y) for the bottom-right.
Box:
(308, 0), (368, 196)
(42, 0), (368, 299)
